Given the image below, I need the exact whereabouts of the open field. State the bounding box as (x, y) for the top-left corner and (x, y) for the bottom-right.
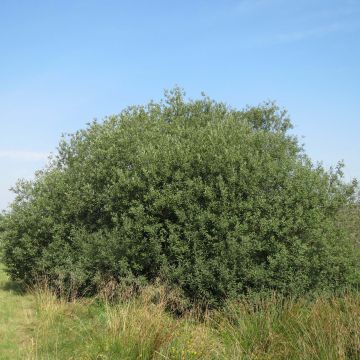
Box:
(1, 265), (360, 359)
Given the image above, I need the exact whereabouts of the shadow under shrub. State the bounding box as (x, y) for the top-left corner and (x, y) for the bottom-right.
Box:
(2, 88), (360, 307)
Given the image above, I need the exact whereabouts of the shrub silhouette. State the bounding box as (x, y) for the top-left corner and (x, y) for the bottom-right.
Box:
(2, 88), (359, 305)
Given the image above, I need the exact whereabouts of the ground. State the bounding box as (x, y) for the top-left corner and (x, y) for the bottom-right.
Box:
(0, 266), (35, 359)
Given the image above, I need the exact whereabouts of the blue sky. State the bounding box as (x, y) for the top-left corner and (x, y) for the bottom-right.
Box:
(1, 0), (359, 210)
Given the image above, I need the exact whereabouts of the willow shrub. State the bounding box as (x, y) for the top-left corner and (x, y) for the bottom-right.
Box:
(2, 88), (359, 306)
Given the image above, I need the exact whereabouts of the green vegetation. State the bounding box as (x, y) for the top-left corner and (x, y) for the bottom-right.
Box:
(0, 265), (34, 359)
(31, 285), (360, 359)
(0, 266), (360, 359)
(338, 202), (360, 246)
(2, 88), (359, 306)
(1, 89), (360, 358)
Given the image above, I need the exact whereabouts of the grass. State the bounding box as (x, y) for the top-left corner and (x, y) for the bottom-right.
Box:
(1, 265), (360, 359)
(31, 287), (360, 359)
(0, 265), (35, 359)
(31, 285), (221, 359)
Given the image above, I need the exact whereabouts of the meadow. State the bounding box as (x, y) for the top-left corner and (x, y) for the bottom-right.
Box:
(1, 264), (360, 359)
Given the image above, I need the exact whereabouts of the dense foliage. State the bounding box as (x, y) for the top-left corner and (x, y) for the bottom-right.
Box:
(2, 89), (359, 305)
(338, 203), (360, 247)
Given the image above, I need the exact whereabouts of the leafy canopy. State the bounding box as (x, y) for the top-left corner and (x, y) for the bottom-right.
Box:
(2, 88), (359, 305)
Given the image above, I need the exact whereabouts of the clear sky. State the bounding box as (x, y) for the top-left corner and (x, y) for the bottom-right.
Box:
(1, 0), (359, 210)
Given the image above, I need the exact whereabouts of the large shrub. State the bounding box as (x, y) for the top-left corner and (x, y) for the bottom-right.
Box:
(338, 202), (360, 246)
(2, 89), (359, 305)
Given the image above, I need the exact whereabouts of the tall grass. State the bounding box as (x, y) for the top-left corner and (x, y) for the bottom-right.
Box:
(31, 285), (220, 359)
(216, 294), (360, 359)
(29, 284), (360, 360)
